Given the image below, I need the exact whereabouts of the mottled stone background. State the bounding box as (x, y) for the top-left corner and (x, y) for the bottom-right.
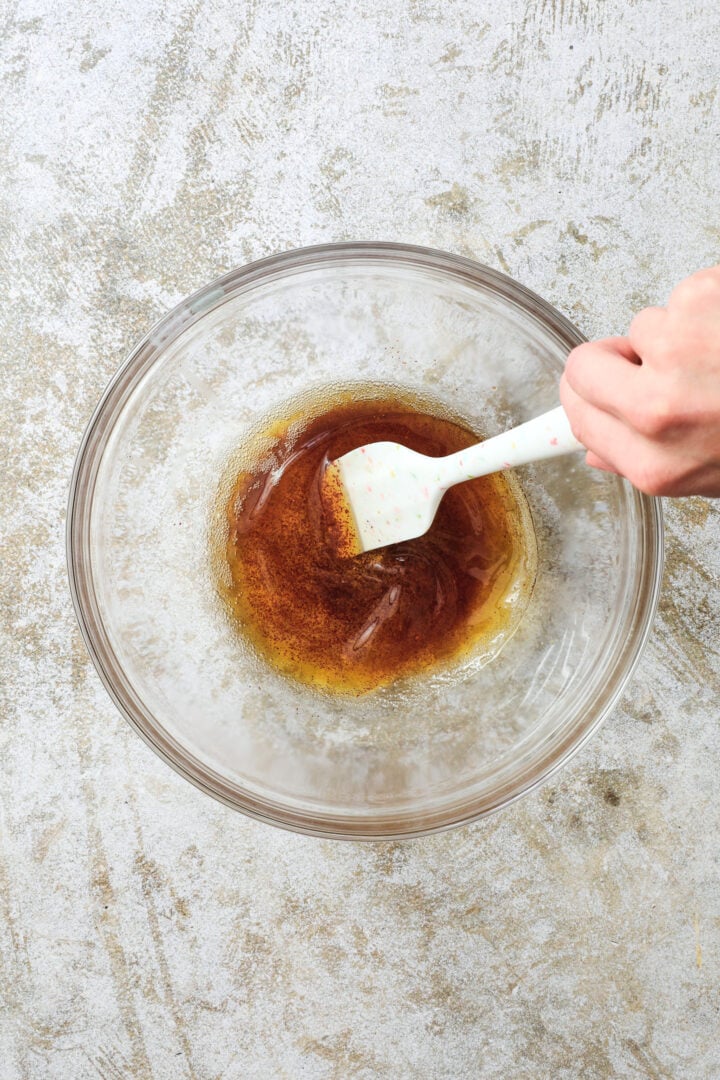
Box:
(2, 1), (719, 1077)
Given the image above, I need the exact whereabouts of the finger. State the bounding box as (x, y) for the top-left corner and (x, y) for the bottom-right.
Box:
(628, 306), (666, 357)
(560, 378), (644, 475)
(585, 450), (620, 474)
(561, 381), (678, 494)
(588, 336), (641, 364)
(563, 341), (642, 420)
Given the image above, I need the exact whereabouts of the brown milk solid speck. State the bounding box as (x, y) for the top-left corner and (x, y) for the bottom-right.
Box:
(219, 392), (535, 694)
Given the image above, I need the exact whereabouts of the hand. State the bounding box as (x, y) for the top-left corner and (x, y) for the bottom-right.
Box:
(559, 266), (720, 497)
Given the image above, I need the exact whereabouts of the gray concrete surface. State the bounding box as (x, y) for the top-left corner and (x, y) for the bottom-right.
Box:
(1, 1), (719, 1076)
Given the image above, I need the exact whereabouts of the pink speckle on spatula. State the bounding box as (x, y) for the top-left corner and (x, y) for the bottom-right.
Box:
(422, 486), (429, 499)
(550, 436), (558, 446)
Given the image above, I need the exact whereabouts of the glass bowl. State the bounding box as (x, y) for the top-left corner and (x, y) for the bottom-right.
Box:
(67, 243), (663, 839)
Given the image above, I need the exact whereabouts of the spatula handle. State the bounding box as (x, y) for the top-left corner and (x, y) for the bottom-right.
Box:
(441, 406), (584, 486)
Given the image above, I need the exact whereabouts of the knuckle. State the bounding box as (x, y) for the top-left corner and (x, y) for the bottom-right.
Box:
(670, 267), (720, 309)
(629, 461), (672, 497)
(564, 343), (593, 381)
(565, 411), (586, 447)
(562, 409), (582, 444)
(686, 266), (720, 291)
(629, 395), (676, 437)
(560, 400), (585, 443)
(569, 417), (585, 445)
(559, 375), (580, 422)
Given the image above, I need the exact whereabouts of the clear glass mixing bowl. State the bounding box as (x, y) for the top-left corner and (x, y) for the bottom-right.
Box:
(67, 243), (663, 839)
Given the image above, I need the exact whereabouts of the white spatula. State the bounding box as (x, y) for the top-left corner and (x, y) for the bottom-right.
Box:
(323, 405), (583, 555)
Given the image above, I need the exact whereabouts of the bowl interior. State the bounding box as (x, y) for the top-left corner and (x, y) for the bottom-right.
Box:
(70, 245), (661, 837)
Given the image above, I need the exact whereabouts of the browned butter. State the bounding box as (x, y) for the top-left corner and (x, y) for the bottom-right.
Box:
(218, 389), (536, 694)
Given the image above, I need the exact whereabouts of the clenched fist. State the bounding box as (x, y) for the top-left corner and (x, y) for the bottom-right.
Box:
(560, 266), (720, 497)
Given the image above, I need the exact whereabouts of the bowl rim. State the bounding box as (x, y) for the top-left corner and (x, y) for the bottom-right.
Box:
(66, 241), (664, 840)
